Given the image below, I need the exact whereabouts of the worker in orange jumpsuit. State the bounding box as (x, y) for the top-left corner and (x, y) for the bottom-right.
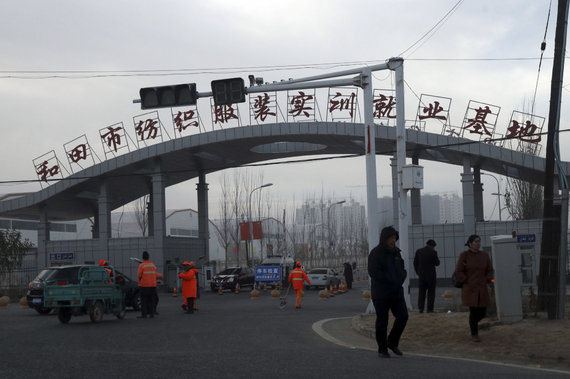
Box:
(98, 259), (114, 283)
(288, 262), (310, 309)
(178, 261), (198, 314)
(137, 251), (159, 319)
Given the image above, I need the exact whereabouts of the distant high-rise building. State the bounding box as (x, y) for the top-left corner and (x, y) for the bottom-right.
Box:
(421, 194), (441, 225)
(439, 192), (463, 223)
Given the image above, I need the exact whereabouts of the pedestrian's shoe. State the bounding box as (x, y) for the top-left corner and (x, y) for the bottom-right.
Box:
(295, 306), (301, 309)
(471, 335), (481, 342)
(181, 304), (187, 311)
(154, 311), (160, 316)
(388, 345), (403, 356)
(378, 350), (390, 358)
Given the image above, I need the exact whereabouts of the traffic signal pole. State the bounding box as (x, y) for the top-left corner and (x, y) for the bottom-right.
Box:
(135, 59), (408, 309)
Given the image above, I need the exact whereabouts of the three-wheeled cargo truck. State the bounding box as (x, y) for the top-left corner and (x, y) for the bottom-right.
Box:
(43, 265), (126, 324)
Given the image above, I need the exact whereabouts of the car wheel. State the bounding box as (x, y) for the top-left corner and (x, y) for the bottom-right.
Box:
(58, 308), (72, 324)
(116, 304), (126, 319)
(131, 292), (141, 311)
(36, 307), (52, 315)
(89, 301), (104, 323)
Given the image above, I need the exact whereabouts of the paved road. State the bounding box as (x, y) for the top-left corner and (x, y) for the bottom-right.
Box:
(2, 282), (567, 378)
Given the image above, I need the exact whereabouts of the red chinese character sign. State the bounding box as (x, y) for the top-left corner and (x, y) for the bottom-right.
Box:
(33, 150), (65, 188)
(414, 94), (451, 132)
(172, 106), (201, 137)
(327, 88), (359, 122)
(460, 101), (501, 142)
(133, 111), (165, 147)
(99, 123), (131, 159)
(288, 90), (315, 122)
(210, 99), (241, 129)
(373, 89), (397, 126)
(64, 135), (97, 173)
(249, 92), (277, 124)
(506, 111), (544, 155)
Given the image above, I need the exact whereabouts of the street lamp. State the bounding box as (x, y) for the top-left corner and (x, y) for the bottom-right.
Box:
(481, 173), (502, 221)
(249, 183), (273, 266)
(327, 200), (346, 258)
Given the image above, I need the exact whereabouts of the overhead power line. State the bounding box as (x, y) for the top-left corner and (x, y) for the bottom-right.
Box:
(0, 57), (560, 80)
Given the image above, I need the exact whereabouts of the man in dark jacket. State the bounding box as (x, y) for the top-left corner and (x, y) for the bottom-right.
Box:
(413, 239), (440, 313)
(368, 226), (408, 358)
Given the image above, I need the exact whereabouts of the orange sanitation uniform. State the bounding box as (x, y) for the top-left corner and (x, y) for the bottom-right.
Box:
(288, 265), (310, 308)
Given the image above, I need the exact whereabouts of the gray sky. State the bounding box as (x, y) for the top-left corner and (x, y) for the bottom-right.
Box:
(1, 0), (567, 221)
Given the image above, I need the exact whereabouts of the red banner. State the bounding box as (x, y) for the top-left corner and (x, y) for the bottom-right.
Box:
(240, 221), (263, 241)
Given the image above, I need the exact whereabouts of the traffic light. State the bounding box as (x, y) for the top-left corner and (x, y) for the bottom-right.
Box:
(211, 77), (245, 106)
(139, 83), (197, 109)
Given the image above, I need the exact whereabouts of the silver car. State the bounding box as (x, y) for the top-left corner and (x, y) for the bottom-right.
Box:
(306, 268), (341, 290)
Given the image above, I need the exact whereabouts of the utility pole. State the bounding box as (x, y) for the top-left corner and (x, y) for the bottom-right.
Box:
(538, 0), (569, 320)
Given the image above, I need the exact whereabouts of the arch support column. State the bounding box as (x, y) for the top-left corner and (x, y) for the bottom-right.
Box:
(197, 171), (209, 259)
(38, 204), (50, 267)
(473, 167), (484, 221)
(151, 173), (166, 256)
(97, 180), (111, 259)
(461, 160), (476, 236)
(411, 157), (422, 224)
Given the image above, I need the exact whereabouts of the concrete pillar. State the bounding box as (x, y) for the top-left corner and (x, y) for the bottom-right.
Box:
(197, 171), (209, 260)
(97, 180), (111, 260)
(411, 157), (422, 224)
(473, 167), (484, 221)
(38, 204), (49, 267)
(151, 173), (166, 260)
(390, 154), (399, 227)
(461, 160), (476, 236)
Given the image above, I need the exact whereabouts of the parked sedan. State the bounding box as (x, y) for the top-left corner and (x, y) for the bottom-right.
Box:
(306, 268), (341, 290)
(210, 267), (255, 292)
(27, 265), (141, 315)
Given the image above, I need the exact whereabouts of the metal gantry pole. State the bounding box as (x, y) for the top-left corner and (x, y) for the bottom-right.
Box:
(390, 58), (411, 308)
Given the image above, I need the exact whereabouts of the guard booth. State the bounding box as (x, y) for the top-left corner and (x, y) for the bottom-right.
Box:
(490, 234), (537, 323)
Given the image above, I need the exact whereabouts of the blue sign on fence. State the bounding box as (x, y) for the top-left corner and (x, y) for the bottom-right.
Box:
(254, 265), (281, 282)
(517, 234), (536, 243)
(49, 252), (74, 261)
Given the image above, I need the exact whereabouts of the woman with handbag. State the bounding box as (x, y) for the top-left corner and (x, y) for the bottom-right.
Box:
(454, 234), (494, 342)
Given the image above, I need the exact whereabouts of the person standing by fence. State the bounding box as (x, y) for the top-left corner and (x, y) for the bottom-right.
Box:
(413, 239), (440, 313)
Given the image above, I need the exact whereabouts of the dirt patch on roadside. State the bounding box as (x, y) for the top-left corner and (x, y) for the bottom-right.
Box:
(354, 311), (570, 372)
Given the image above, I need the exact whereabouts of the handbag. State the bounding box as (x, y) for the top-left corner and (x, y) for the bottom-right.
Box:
(451, 271), (462, 288)
(452, 253), (467, 288)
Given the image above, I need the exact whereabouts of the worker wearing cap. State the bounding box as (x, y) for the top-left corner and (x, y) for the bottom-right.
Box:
(98, 259), (113, 283)
(179, 261), (198, 314)
(288, 262), (310, 309)
(413, 239), (440, 313)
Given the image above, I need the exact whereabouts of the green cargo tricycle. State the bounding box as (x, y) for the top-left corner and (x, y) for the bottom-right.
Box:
(43, 265), (126, 324)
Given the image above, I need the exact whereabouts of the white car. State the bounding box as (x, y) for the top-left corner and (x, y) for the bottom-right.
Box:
(306, 268), (341, 290)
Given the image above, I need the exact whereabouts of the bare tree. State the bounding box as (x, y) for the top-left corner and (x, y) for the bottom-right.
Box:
(134, 195), (149, 236)
(505, 179), (543, 220)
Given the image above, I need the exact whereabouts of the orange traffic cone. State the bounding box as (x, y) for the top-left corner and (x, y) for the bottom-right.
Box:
(334, 284), (338, 295)
(172, 287), (178, 297)
(235, 283), (240, 294)
(218, 285), (223, 295)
